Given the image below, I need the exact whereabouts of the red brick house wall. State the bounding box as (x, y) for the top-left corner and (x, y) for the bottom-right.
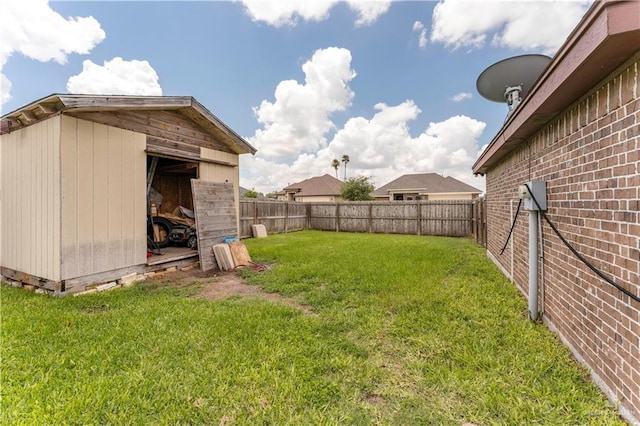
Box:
(485, 56), (639, 422)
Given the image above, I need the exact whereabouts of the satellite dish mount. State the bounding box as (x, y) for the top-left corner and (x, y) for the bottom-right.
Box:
(504, 85), (523, 110)
(476, 54), (551, 119)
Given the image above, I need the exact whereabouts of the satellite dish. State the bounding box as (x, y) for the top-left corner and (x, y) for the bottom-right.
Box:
(476, 54), (551, 116)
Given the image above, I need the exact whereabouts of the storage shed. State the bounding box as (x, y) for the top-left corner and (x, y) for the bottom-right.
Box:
(472, 1), (639, 423)
(0, 94), (256, 295)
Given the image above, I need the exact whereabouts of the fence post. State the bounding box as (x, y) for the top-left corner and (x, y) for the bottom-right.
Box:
(253, 200), (258, 225)
(335, 202), (340, 232)
(417, 201), (422, 236)
(285, 202), (289, 233)
(469, 200), (474, 238)
(368, 202), (373, 233)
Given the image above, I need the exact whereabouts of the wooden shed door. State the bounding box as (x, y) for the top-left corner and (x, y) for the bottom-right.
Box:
(190, 180), (237, 271)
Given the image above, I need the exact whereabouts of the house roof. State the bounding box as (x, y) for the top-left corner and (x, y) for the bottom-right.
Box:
(373, 173), (482, 197)
(283, 174), (343, 197)
(0, 93), (257, 155)
(472, 0), (640, 175)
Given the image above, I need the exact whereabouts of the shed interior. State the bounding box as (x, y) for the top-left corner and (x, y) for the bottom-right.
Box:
(147, 156), (200, 265)
(150, 157), (198, 212)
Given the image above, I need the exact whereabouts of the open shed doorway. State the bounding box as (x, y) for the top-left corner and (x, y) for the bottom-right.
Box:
(147, 156), (200, 266)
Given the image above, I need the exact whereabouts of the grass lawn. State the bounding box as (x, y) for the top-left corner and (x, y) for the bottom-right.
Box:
(1, 231), (624, 425)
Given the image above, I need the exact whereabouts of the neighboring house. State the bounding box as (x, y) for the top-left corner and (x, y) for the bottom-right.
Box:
(239, 186), (265, 199)
(275, 174), (343, 202)
(373, 173), (482, 201)
(0, 94), (256, 295)
(472, 2), (639, 423)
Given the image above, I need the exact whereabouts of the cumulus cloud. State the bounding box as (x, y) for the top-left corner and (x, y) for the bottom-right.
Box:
(451, 92), (472, 102)
(248, 47), (356, 159)
(238, 0), (392, 27)
(0, 0), (105, 107)
(1, 74), (12, 105)
(66, 57), (162, 96)
(241, 99), (487, 194)
(412, 21), (427, 49)
(430, 0), (591, 54)
(348, 1), (393, 27)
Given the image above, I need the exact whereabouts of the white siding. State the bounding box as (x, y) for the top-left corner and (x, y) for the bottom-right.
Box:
(296, 196), (340, 202)
(60, 116), (146, 280)
(427, 193), (476, 201)
(0, 117), (61, 281)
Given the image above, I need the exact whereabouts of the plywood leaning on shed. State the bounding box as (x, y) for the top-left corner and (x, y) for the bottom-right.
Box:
(191, 180), (238, 271)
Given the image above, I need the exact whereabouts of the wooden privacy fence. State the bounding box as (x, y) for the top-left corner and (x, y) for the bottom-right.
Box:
(240, 199), (487, 246)
(239, 200), (307, 238)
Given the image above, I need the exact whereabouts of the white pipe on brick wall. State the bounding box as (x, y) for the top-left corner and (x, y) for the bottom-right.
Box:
(510, 199), (514, 283)
(528, 210), (539, 321)
(538, 211), (545, 317)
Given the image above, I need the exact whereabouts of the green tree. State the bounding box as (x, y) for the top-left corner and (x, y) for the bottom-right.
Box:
(331, 159), (340, 179)
(341, 176), (374, 201)
(341, 154), (350, 180)
(244, 188), (259, 198)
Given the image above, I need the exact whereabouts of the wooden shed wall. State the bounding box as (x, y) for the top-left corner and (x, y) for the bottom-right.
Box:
(0, 116), (61, 281)
(70, 109), (234, 159)
(199, 147), (240, 234)
(60, 116), (146, 280)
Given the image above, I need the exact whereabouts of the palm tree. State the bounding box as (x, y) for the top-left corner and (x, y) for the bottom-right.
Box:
(341, 154), (350, 180)
(331, 159), (340, 179)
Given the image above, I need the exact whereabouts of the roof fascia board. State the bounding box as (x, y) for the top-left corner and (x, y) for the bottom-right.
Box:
(57, 94), (192, 110)
(189, 98), (257, 155)
(388, 188), (427, 193)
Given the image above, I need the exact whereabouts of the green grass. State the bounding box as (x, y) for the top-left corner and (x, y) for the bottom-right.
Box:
(1, 231), (624, 425)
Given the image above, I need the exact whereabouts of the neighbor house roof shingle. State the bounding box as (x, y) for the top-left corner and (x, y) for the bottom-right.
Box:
(373, 173), (481, 197)
(283, 174), (343, 196)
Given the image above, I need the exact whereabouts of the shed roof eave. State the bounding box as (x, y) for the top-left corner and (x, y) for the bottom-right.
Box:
(1, 93), (257, 156)
(472, 0), (640, 175)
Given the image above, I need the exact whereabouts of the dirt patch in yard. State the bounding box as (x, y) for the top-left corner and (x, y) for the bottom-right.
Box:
(144, 267), (315, 315)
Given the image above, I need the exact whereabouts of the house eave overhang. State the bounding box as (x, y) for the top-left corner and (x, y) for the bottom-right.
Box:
(1, 94), (257, 155)
(472, 0), (640, 175)
(385, 188), (480, 195)
(387, 188), (426, 193)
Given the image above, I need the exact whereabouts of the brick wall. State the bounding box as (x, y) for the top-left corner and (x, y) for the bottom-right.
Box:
(485, 57), (639, 422)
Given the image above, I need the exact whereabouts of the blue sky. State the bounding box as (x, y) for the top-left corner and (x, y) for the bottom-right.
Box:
(1, 0), (592, 194)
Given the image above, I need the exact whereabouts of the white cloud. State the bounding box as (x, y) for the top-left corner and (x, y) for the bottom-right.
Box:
(66, 57), (162, 96)
(0, 0), (105, 108)
(347, 1), (393, 27)
(1, 74), (12, 105)
(451, 92), (472, 102)
(241, 99), (487, 194)
(412, 21), (427, 49)
(430, 0), (591, 54)
(238, 0), (392, 27)
(248, 47), (356, 159)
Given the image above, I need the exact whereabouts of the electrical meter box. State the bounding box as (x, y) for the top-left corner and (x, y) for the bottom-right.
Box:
(518, 181), (547, 211)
